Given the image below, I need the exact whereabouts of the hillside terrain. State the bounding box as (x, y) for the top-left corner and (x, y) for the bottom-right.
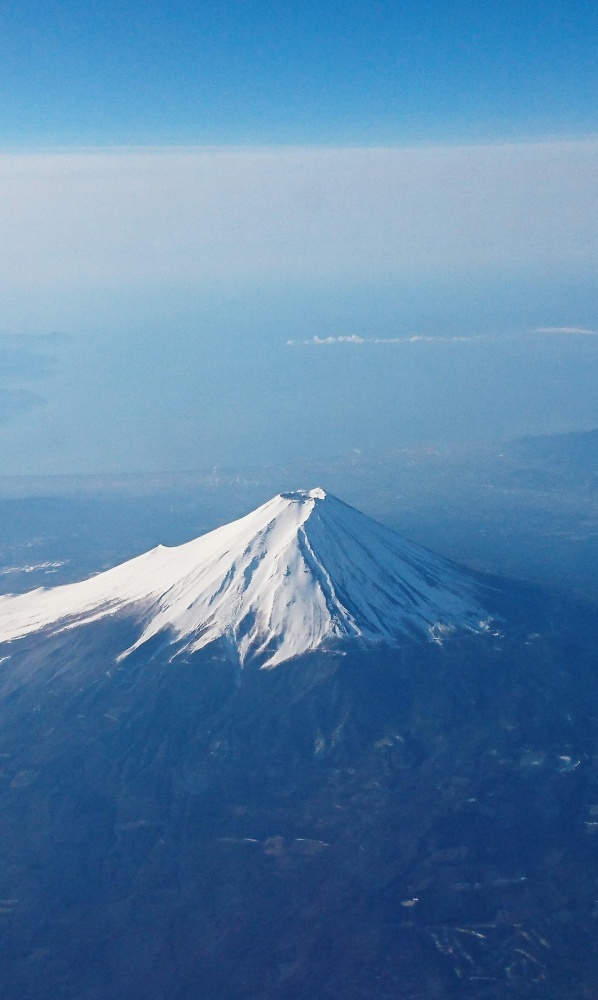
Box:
(0, 490), (596, 998)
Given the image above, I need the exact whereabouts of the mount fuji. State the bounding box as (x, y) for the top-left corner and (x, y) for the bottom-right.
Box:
(1, 488), (597, 1000)
(0, 487), (489, 668)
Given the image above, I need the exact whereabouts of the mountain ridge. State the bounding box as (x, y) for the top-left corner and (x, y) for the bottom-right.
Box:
(0, 487), (489, 668)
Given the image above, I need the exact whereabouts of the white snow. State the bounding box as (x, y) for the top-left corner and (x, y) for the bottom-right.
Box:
(0, 488), (487, 668)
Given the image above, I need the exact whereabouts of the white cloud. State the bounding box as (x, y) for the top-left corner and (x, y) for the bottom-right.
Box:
(289, 328), (598, 347)
(287, 334), (485, 346)
(313, 334), (366, 344)
(533, 326), (597, 335)
(0, 140), (596, 303)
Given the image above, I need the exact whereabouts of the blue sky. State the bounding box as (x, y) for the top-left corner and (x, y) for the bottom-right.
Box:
(0, 1), (596, 474)
(1, 0), (597, 145)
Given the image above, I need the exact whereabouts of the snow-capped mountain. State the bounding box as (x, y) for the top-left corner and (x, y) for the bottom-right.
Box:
(0, 488), (488, 667)
(1, 490), (597, 1000)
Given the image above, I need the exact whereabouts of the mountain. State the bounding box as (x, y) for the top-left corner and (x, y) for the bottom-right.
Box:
(0, 491), (597, 1000)
(0, 488), (488, 668)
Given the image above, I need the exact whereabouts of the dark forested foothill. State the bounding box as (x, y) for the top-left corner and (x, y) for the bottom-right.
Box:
(0, 582), (596, 999)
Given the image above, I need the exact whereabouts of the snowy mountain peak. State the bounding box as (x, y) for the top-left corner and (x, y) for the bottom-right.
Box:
(0, 489), (489, 668)
(280, 487), (327, 501)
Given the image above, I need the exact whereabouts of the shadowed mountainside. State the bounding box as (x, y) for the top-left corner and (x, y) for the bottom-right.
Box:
(0, 581), (596, 999)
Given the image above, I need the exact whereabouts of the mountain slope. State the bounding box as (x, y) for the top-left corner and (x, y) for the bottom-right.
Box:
(0, 493), (597, 998)
(0, 593), (597, 1000)
(0, 488), (488, 667)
